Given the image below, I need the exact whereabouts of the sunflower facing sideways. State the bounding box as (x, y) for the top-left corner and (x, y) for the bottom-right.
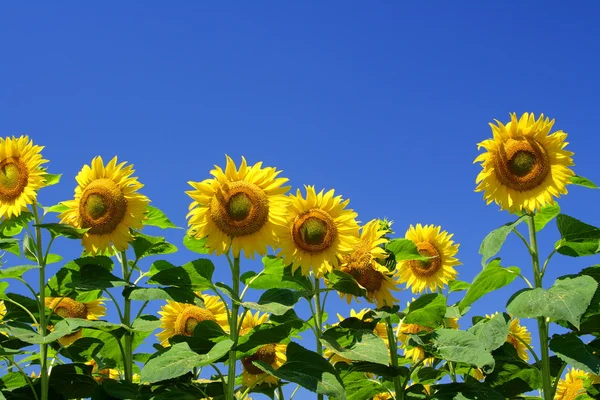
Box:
(475, 112), (575, 214)
(486, 312), (532, 361)
(157, 294), (229, 346)
(186, 156), (289, 259)
(0, 136), (47, 219)
(59, 156), (150, 255)
(275, 186), (360, 277)
(338, 220), (399, 307)
(555, 368), (600, 400)
(45, 297), (106, 346)
(238, 311), (286, 388)
(398, 224), (460, 294)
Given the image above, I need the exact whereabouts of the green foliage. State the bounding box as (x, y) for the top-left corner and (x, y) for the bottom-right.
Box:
(549, 334), (600, 375)
(426, 329), (495, 372)
(459, 259), (520, 313)
(321, 327), (389, 364)
(404, 293), (447, 328)
(242, 288), (305, 316)
(534, 203), (561, 231)
(244, 256), (312, 292)
(478, 217), (523, 266)
(132, 233), (178, 260)
(556, 214), (600, 257)
(484, 344), (542, 397)
(570, 175), (598, 189)
(148, 258), (214, 290)
(144, 205), (181, 229)
(386, 238), (431, 261)
(467, 312), (509, 352)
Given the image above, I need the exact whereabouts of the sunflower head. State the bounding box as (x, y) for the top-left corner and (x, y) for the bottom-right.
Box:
(398, 322), (434, 366)
(59, 156), (149, 255)
(554, 368), (597, 400)
(45, 297), (106, 346)
(475, 113), (575, 213)
(275, 186), (359, 277)
(241, 343), (287, 387)
(239, 311), (270, 336)
(186, 156), (289, 258)
(0, 136), (47, 219)
(485, 312), (532, 361)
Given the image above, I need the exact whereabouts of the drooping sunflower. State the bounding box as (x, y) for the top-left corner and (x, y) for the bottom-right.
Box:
(59, 156), (150, 255)
(186, 156), (290, 259)
(325, 308), (390, 365)
(157, 294), (229, 346)
(275, 186), (360, 277)
(398, 224), (460, 294)
(0, 136), (47, 219)
(486, 312), (532, 361)
(45, 297), (106, 346)
(554, 368), (600, 400)
(338, 220), (400, 307)
(475, 113), (575, 214)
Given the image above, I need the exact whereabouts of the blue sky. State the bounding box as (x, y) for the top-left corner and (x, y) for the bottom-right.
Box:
(1, 1), (600, 397)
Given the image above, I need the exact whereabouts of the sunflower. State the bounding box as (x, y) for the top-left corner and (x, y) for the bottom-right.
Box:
(373, 392), (393, 400)
(275, 186), (360, 277)
(86, 360), (120, 382)
(325, 308), (390, 365)
(554, 368), (600, 400)
(239, 310), (270, 336)
(397, 224), (460, 294)
(0, 300), (5, 318)
(59, 156), (149, 255)
(186, 156), (289, 258)
(486, 312), (532, 361)
(45, 297), (106, 346)
(475, 113), (575, 214)
(157, 294), (229, 346)
(0, 136), (47, 219)
(338, 220), (400, 307)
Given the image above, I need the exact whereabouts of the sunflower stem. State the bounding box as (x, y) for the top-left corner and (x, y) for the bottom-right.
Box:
(227, 255), (241, 400)
(527, 214), (553, 400)
(385, 317), (403, 399)
(312, 276), (324, 400)
(551, 361), (567, 398)
(277, 384), (285, 400)
(120, 251), (133, 383)
(32, 203), (49, 400)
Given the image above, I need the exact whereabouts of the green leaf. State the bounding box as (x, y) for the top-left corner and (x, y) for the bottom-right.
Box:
(485, 343), (542, 397)
(0, 372), (29, 390)
(148, 260), (176, 276)
(101, 380), (140, 400)
(321, 328), (389, 364)
(35, 223), (88, 239)
(506, 275), (598, 328)
(578, 265), (600, 334)
(141, 340), (233, 383)
(132, 315), (161, 333)
(148, 258), (214, 290)
(448, 280), (470, 293)
(556, 214), (600, 257)
(459, 259), (520, 313)
(48, 363), (97, 399)
(42, 172), (62, 187)
(23, 233), (37, 262)
(429, 329), (495, 372)
(467, 312), (509, 352)
(478, 217), (524, 266)
(386, 239), (431, 261)
(67, 264), (127, 290)
(337, 371), (392, 400)
(326, 270), (367, 297)
(411, 367), (448, 385)
(143, 205), (181, 229)
(183, 235), (210, 254)
(0, 265), (38, 279)
(404, 294), (447, 328)
(237, 319), (304, 356)
(242, 289), (305, 316)
(45, 203), (69, 214)
(535, 203), (561, 232)
(0, 238), (20, 256)
(253, 342), (345, 400)
(59, 337), (105, 362)
(431, 382), (505, 400)
(570, 175), (599, 189)
(45, 253), (63, 264)
(0, 212), (33, 237)
(245, 256), (312, 292)
(131, 233), (178, 260)
(124, 287), (198, 304)
(549, 334), (600, 375)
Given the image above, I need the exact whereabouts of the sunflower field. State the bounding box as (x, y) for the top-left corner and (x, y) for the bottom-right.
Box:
(0, 112), (599, 400)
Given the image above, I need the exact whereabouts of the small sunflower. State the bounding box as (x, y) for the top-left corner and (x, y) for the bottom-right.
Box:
(554, 368), (600, 400)
(157, 294), (229, 346)
(275, 186), (360, 277)
(0, 300), (5, 318)
(86, 360), (120, 382)
(325, 308), (389, 365)
(0, 136), (47, 219)
(186, 156), (289, 258)
(59, 156), (149, 255)
(398, 224), (460, 294)
(45, 297), (106, 346)
(486, 312), (532, 361)
(338, 220), (400, 307)
(239, 310), (270, 336)
(475, 113), (575, 213)
(373, 392), (393, 400)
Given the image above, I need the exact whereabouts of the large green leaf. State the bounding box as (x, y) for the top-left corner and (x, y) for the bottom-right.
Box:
(148, 258), (214, 290)
(67, 264), (127, 290)
(404, 293), (447, 328)
(0, 265), (38, 279)
(254, 342), (345, 399)
(459, 259), (520, 312)
(48, 363), (97, 399)
(578, 265), (600, 334)
(570, 175), (598, 189)
(478, 217), (524, 266)
(335, 372), (391, 400)
(244, 256), (312, 292)
(131, 233), (178, 260)
(448, 280), (470, 293)
(143, 205), (181, 229)
(506, 275), (598, 328)
(431, 382), (504, 400)
(428, 329), (495, 372)
(534, 203), (561, 232)
(321, 327), (389, 365)
(556, 214), (600, 257)
(123, 287), (198, 304)
(325, 270), (367, 297)
(549, 334), (600, 375)
(484, 343), (542, 397)
(242, 289), (305, 316)
(59, 337), (105, 362)
(183, 235), (210, 254)
(467, 312), (509, 352)
(35, 223), (88, 239)
(237, 319), (304, 356)
(42, 172), (62, 187)
(0, 212), (33, 237)
(141, 340), (233, 383)
(386, 239), (431, 261)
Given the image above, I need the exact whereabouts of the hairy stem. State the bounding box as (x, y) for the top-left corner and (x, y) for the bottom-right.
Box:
(313, 276), (324, 400)
(386, 317), (403, 399)
(226, 255), (241, 400)
(120, 251), (133, 382)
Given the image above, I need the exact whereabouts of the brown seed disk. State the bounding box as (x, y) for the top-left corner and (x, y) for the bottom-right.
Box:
(210, 181), (269, 237)
(53, 298), (88, 319)
(291, 209), (337, 253)
(174, 306), (216, 336)
(242, 344), (277, 375)
(493, 137), (550, 192)
(344, 252), (384, 292)
(79, 179), (127, 235)
(0, 157), (29, 201)
(408, 242), (442, 277)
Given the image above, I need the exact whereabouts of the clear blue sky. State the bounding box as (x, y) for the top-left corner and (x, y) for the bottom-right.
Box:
(1, 1), (599, 397)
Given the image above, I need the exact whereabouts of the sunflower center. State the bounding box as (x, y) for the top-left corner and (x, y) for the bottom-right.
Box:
(292, 209), (337, 253)
(174, 306), (216, 336)
(210, 181), (269, 237)
(242, 344), (277, 375)
(52, 298), (88, 319)
(494, 138), (550, 192)
(79, 179), (127, 235)
(0, 157), (29, 201)
(408, 242), (441, 277)
(344, 252), (384, 292)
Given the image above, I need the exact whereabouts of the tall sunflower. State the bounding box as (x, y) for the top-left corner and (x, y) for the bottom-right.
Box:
(45, 297), (106, 346)
(338, 220), (399, 307)
(486, 312), (532, 361)
(475, 113), (575, 213)
(555, 368), (600, 400)
(186, 156), (289, 258)
(157, 294), (229, 346)
(0, 136), (47, 219)
(397, 224), (460, 294)
(274, 186), (360, 277)
(59, 156), (149, 255)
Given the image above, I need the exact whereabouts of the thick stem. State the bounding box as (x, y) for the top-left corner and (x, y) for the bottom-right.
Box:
(385, 317), (402, 400)
(313, 277), (324, 400)
(226, 256), (241, 400)
(120, 251), (133, 382)
(277, 385), (285, 400)
(32, 204), (49, 400)
(527, 215), (553, 400)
